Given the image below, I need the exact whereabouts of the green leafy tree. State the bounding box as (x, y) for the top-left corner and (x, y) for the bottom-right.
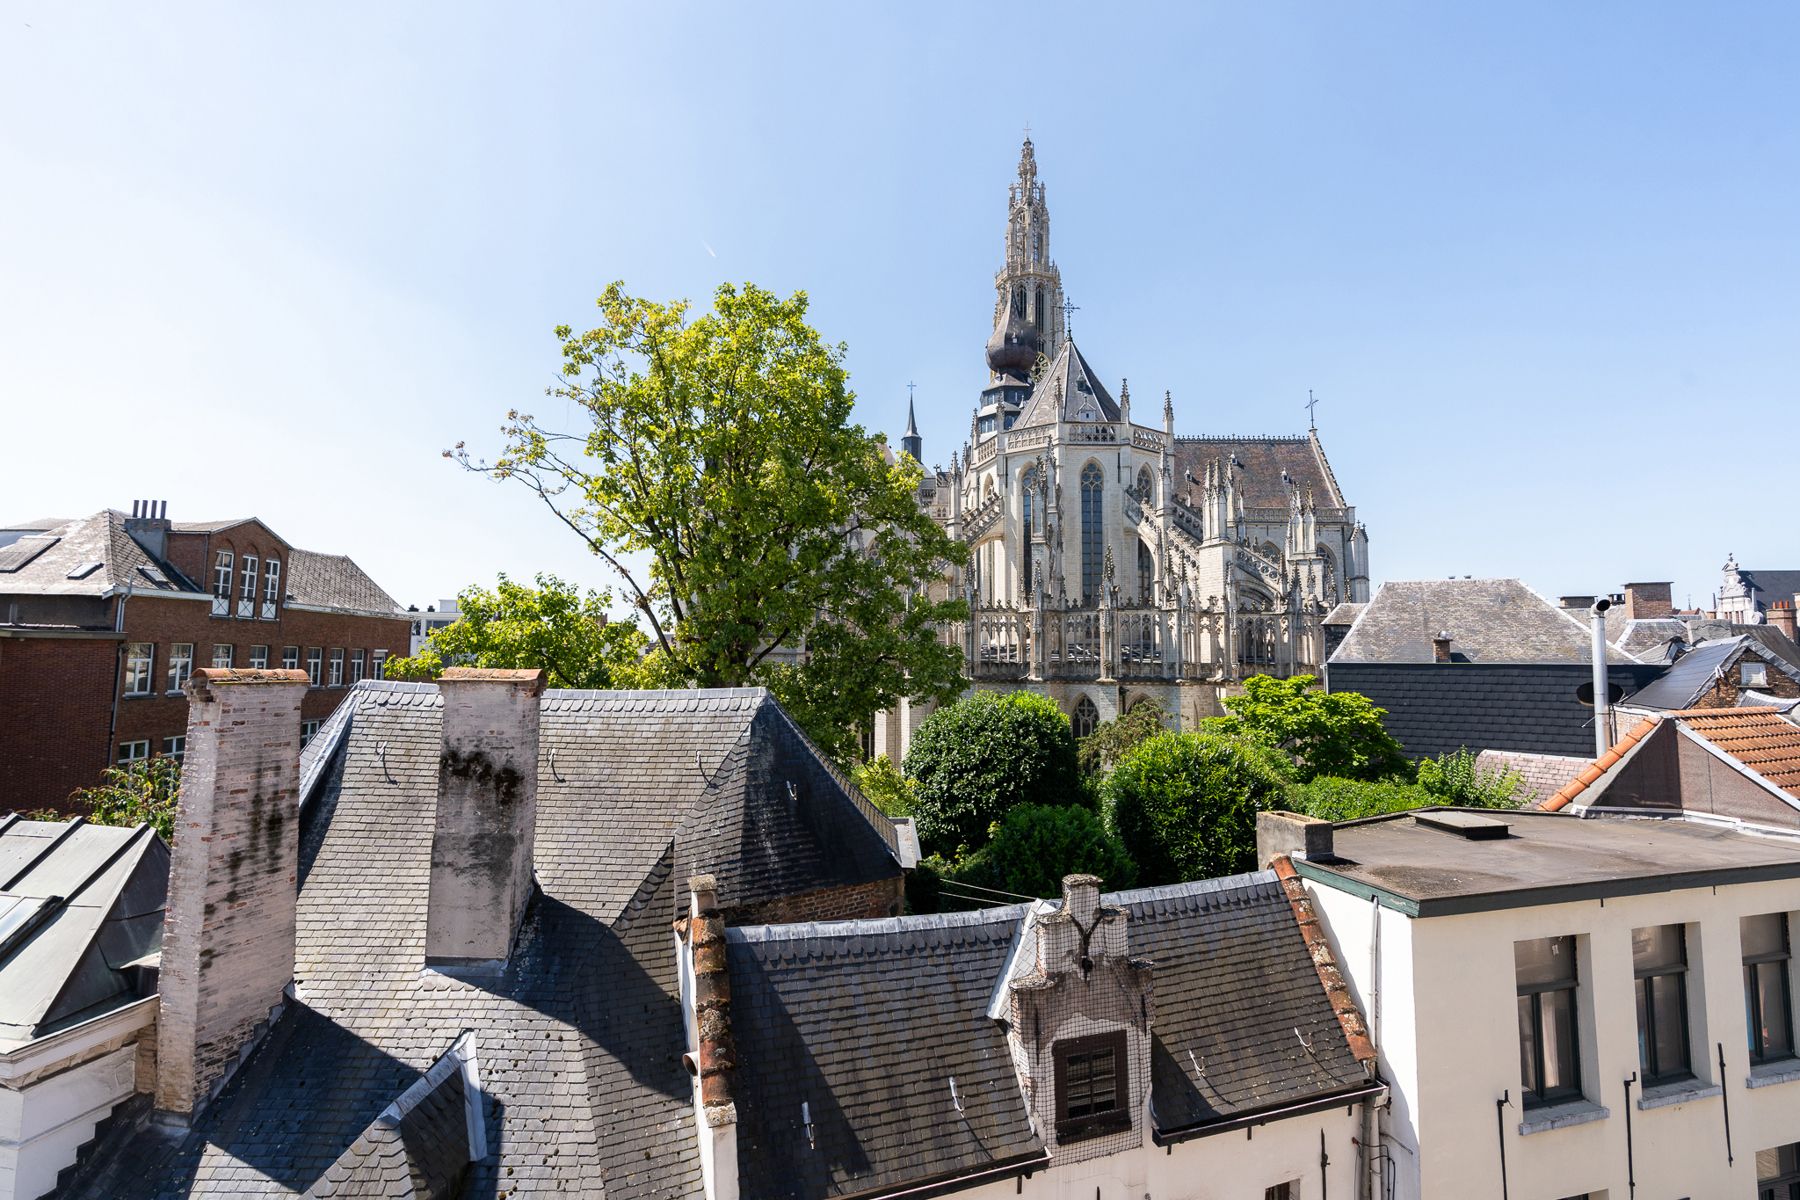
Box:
(1103, 732), (1289, 885)
(453, 281), (967, 763)
(1416, 748), (1522, 809)
(951, 804), (1137, 902)
(1077, 699), (1167, 777)
(903, 691), (1084, 858)
(385, 573), (666, 689)
(1203, 674), (1408, 782)
(849, 754), (915, 818)
(63, 756), (181, 841)
(1285, 775), (1433, 822)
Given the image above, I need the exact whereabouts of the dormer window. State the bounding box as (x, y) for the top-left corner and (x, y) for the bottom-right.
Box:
(1743, 661), (1770, 688)
(1053, 1031), (1128, 1141)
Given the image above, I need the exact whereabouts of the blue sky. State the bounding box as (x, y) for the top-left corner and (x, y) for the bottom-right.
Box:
(3, 4), (1795, 614)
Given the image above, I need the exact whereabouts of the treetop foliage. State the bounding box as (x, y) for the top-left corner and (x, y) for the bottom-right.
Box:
(56, 756), (182, 842)
(1204, 673), (1408, 782)
(1102, 731), (1289, 886)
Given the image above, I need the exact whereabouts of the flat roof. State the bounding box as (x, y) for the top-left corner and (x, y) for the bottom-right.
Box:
(1294, 808), (1800, 917)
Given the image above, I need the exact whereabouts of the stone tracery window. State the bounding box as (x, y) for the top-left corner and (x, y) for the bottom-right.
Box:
(1080, 462), (1104, 604)
(1137, 540), (1154, 604)
(1021, 466), (1040, 599)
(1072, 696), (1099, 740)
(1135, 465), (1153, 505)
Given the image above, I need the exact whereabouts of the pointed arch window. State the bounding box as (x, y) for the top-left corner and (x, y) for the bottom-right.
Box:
(1135, 466), (1154, 505)
(1138, 541), (1154, 604)
(1034, 287), (1045, 331)
(1080, 463), (1104, 605)
(1073, 696), (1099, 740)
(1021, 466), (1041, 599)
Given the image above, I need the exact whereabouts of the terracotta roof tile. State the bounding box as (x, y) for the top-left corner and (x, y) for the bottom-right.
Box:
(1672, 708), (1800, 801)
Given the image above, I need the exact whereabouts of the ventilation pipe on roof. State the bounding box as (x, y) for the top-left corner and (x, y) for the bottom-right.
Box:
(1591, 598), (1613, 759)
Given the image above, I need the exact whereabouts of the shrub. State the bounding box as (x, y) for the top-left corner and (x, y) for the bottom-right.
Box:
(1285, 775), (1432, 822)
(1203, 674), (1408, 782)
(1416, 748), (1523, 809)
(1077, 699), (1168, 777)
(850, 754), (915, 818)
(1103, 732), (1289, 886)
(65, 756), (181, 842)
(904, 691), (1084, 858)
(950, 804), (1137, 902)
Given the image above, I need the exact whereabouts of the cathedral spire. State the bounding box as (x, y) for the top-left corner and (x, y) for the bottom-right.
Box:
(986, 136), (1067, 386)
(901, 383), (922, 464)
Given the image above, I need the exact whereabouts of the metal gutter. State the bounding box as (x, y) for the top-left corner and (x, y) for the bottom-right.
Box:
(1152, 1080), (1388, 1145)
(849, 1151), (1053, 1200)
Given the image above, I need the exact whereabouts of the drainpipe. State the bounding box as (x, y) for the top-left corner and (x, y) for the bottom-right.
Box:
(105, 584), (133, 773)
(1590, 598), (1612, 759)
(1361, 893), (1382, 1200)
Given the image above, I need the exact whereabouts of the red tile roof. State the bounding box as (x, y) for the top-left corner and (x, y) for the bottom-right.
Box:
(1672, 708), (1800, 802)
(1536, 717), (1661, 812)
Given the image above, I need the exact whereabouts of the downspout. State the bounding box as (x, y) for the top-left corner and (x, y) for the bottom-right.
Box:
(105, 584), (132, 772)
(1361, 894), (1381, 1200)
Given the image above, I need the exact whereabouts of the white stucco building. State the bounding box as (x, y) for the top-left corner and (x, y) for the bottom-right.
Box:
(1266, 806), (1800, 1199)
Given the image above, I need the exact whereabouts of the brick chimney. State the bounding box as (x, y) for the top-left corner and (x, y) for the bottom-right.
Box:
(155, 667), (308, 1119)
(1623, 581), (1674, 621)
(123, 499), (171, 561)
(1769, 599), (1798, 642)
(681, 873), (738, 1200)
(1432, 631), (1454, 664)
(425, 668), (545, 969)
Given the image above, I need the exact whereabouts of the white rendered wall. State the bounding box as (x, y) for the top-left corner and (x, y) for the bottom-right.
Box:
(1311, 870), (1800, 1199)
(0, 1044), (137, 1200)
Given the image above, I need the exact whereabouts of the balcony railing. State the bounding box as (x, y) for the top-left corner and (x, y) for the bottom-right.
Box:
(211, 595), (230, 617)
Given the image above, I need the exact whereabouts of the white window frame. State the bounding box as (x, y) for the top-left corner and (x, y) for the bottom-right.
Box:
(282, 645), (300, 671)
(166, 643), (194, 693)
(249, 645), (269, 669)
(372, 648), (388, 679)
(124, 643), (154, 696)
(351, 649), (365, 683)
(162, 735), (186, 761)
(306, 648), (322, 687)
(262, 557), (281, 619)
(328, 648), (344, 687)
(1743, 661), (1770, 688)
(300, 719), (320, 749)
(212, 644), (234, 669)
(118, 739), (150, 765)
(212, 550), (233, 616)
(236, 555), (256, 618)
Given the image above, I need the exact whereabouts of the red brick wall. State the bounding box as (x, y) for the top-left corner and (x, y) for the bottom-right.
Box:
(0, 634), (120, 812)
(731, 875), (905, 925)
(7, 593), (408, 814)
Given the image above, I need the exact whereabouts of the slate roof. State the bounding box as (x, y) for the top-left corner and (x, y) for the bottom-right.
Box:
(725, 872), (1370, 1198)
(1673, 708), (1800, 803)
(1624, 635), (1800, 711)
(1330, 579), (1641, 665)
(1172, 435), (1344, 510)
(0, 817), (167, 1046)
(1737, 569), (1800, 605)
(286, 550), (404, 619)
(91, 682), (902, 1199)
(1013, 340), (1122, 427)
(1323, 602), (1365, 627)
(1612, 618), (1689, 663)
(306, 1035), (477, 1200)
(1325, 662), (1665, 760)
(0, 511), (201, 599)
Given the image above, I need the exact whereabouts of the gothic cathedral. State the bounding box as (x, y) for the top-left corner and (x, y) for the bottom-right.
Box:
(874, 138), (1371, 759)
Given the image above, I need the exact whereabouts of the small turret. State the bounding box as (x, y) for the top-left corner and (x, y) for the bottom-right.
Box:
(901, 391), (923, 464)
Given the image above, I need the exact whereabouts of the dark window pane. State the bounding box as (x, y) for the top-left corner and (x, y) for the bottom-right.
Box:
(1745, 913), (1790, 961)
(1541, 988), (1579, 1097)
(1755, 963), (1794, 1060)
(1633, 924), (1685, 975)
(1517, 936), (1578, 990)
(1518, 994), (1539, 1096)
(1647, 973), (1689, 1079)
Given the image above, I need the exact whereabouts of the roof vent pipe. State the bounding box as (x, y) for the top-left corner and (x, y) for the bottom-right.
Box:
(1590, 598), (1612, 759)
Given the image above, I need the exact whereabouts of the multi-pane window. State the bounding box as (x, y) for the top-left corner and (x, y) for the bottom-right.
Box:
(1053, 1031), (1127, 1141)
(1073, 696), (1099, 739)
(372, 649), (388, 679)
(351, 649), (366, 683)
(1137, 539), (1154, 604)
(166, 643), (194, 693)
(300, 719), (320, 749)
(249, 645), (269, 669)
(1517, 936), (1582, 1107)
(328, 649), (345, 687)
(1079, 462), (1104, 605)
(162, 735), (186, 761)
(212, 644), (234, 669)
(212, 550), (234, 608)
(1633, 924), (1692, 1084)
(282, 646), (300, 671)
(1745, 913), (1795, 1065)
(305, 648), (322, 686)
(123, 643), (154, 696)
(118, 740), (150, 765)
(238, 555), (258, 617)
(262, 557), (281, 618)
(1761, 1143), (1800, 1200)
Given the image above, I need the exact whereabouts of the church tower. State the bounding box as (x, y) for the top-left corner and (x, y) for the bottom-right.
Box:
(976, 137), (1066, 438)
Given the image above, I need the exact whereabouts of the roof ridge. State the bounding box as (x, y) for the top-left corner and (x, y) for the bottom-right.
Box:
(1536, 716), (1661, 811)
(727, 902), (1027, 943)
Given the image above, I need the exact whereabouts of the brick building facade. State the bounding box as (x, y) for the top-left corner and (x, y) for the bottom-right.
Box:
(0, 505), (409, 812)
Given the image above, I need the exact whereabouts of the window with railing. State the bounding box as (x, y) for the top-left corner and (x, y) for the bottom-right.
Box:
(212, 551), (233, 616)
(262, 558), (281, 619)
(238, 555), (258, 618)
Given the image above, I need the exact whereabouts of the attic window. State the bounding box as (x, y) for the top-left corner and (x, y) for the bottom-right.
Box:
(1743, 662), (1770, 688)
(1054, 1031), (1128, 1141)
